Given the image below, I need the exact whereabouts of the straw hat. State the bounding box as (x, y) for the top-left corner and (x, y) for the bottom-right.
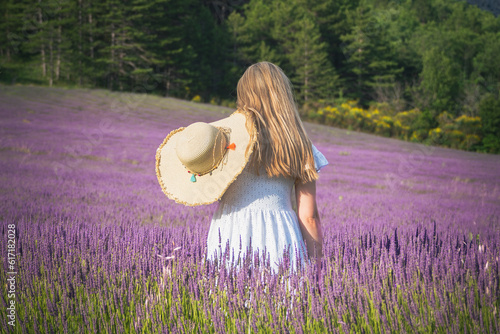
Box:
(155, 111), (256, 206)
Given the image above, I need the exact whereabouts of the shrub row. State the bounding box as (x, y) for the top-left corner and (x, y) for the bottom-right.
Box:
(308, 101), (486, 151)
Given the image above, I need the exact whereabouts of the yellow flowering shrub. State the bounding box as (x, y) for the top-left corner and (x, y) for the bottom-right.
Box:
(411, 131), (421, 142)
(463, 134), (481, 150)
(308, 101), (483, 151)
(437, 111), (454, 128)
(447, 130), (465, 148)
(455, 115), (481, 135)
(429, 127), (442, 135)
(381, 116), (393, 125)
(395, 109), (420, 127)
(428, 127), (444, 144)
(375, 121), (391, 136)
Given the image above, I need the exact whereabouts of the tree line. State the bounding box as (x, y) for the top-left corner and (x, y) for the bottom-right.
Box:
(1, 0), (499, 152)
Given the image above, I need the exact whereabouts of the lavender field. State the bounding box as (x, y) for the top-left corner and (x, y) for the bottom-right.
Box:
(1, 84), (499, 333)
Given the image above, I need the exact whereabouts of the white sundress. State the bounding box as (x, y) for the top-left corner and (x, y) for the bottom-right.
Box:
(206, 144), (329, 273)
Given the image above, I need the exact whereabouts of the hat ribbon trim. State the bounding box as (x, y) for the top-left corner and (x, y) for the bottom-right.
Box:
(186, 126), (234, 181)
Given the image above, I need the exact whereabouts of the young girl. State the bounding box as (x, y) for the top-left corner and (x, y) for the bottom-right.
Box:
(206, 62), (328, 272)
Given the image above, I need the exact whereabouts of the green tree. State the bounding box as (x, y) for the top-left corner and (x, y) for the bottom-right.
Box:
(182, 2), (231, 99)
(340, 3), (402, 103)
(0, 0), (33, 83)
(472, 32), (500, 96)
(479, 94), (500, 153)
(229, 0), (338, 104)
(419, 47), (462, 114)
(97, 0), (153, 91)
(228, 0), (284, 66)
(283, 14), (338, 103)
(299, 0), (359, 75)
(129, 0), (188, 96)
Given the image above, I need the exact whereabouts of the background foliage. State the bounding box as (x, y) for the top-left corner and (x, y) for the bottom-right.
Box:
(0, 0), (499, 152)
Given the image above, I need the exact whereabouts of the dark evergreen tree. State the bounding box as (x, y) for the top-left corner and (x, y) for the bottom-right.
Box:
(0, 0), (32, 83)
(284, 14), (338, 103)
(340, 3), (402, 103)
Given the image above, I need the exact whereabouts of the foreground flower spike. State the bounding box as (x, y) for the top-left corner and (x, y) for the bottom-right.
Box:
(226, 143), (236, 150)
(190, 174), (196, 182)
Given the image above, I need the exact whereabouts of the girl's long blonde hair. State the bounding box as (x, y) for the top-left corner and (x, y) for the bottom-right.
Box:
(238, 62), (318, 184)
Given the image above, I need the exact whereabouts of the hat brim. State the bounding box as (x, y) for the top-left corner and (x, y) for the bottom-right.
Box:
(155, 111), (255, 206)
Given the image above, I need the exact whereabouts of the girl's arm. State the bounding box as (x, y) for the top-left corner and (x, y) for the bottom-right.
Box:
(295, 180), (323, 259)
